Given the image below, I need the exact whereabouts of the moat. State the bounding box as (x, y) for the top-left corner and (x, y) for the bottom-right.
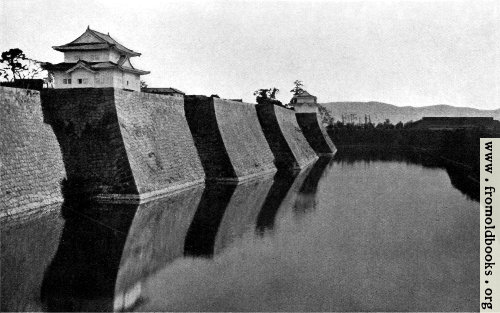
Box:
(1, 149), (478, 312)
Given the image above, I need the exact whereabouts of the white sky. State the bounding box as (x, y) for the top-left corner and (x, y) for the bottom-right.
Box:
(1, 0), (499, 109)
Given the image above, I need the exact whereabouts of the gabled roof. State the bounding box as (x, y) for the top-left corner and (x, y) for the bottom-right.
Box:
(52, 27), (141, 56)
(43, 60), (150, 75)
(65, 60), (97, 74)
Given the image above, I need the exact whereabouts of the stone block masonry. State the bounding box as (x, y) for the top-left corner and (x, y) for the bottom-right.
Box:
(0, 87), (66, 220)
(41, 88), (205, 201)
(185, 96), (277, 181)
(295, 113), (337, 155)
(256, 104), (318, 171)
(114, 90), (205, 199)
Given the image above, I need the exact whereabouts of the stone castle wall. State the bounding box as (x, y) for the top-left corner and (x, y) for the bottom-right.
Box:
(114, 90), (205, 198)
(41, 88), (204, 200)
(256, 104), (318, 171)
(41, 88), (138, 197)
(185, 96), (276, 181)
(2, 87), (332, 207)
(295, 113), (337, 155)
(0, 87), (66, 220)
(184, 96), (236, 179)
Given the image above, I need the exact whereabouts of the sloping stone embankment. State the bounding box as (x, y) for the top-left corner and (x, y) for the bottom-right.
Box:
(0, 87), (66, 220)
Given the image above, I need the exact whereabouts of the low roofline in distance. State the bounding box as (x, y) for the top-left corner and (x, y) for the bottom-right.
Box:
(142, 87), (185, 94)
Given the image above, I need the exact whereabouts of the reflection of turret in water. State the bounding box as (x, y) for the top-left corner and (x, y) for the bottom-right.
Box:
(213, 178), (273, 255)
(40, 200), (138, 312)
(114, 186), (204, 309)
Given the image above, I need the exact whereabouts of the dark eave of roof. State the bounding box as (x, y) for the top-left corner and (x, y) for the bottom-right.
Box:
(52, 43), (110, 51)
(43, 61), (149, 75)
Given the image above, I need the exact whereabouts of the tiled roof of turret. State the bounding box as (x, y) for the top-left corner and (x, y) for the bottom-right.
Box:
(52, 27), (141, 56)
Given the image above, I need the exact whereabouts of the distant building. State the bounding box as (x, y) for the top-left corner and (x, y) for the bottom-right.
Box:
(290, 90), (318, 113)
(142, 87), (185, 98)
(44, 27), (149, 91)
(410, 117), (500, 131)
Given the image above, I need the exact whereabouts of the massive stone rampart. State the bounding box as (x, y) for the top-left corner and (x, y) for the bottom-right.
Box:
(0, 87), (66, 220)
(114, 91), (205, 198)
(185, 96), (276, 181)
(295, 112), (337, 155)
(41, 88), (204, 201)
(256, 104), (318, 171)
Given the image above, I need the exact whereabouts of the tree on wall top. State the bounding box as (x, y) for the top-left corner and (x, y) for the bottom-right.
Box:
(0, 48), (45, 82)
(253, 87), (282, 106)
(290, 80), (305, 95)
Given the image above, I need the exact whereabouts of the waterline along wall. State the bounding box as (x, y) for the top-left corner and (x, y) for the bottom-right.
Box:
(256, 104), (318, 171)
(0, 87), (66, 220)
(41, 88), (205, 201)
(184, 96), (277, 181)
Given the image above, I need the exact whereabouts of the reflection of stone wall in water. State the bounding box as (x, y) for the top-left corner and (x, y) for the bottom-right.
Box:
(256, 104), (318, 171)
(184, 183), (237, 257)
(1, 209), (65, 312)
(40, 200), (138, 312)
(0, 87), (66, 220)
(115, 186), (204, 299)
(41, 88), (205, 200)
(213, 178), (274, 255)
(255, 159), (320, 233)
(184, 96), (277, 181)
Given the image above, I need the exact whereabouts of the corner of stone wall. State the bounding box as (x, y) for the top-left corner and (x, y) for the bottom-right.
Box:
(1, 87), (66, 221)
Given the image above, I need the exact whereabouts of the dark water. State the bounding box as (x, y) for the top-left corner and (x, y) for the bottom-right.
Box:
(1, 150), (479, 312)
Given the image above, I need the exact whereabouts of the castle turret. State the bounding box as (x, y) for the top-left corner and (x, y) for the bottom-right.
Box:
(44, 27), (150, 91)
(290, 89), (318, 113)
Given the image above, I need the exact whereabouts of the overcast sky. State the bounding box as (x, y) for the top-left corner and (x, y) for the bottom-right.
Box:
(1, 0), (499, 109)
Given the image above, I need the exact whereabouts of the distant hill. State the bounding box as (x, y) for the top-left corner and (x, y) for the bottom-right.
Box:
(320, 101), (500, 124)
